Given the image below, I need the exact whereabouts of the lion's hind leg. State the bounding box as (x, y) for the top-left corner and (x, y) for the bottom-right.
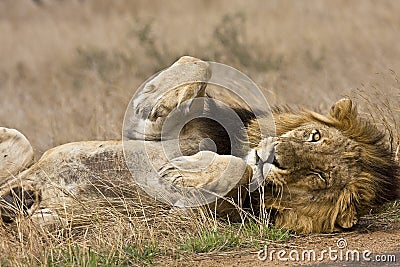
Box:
(0, 127), (39, 223)
(0, 127), (34, 184)
(125, 56), (211, 141)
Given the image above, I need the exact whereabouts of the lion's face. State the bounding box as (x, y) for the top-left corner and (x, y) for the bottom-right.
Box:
(259, 99), (399, 234)
(270, 123), (356, 192)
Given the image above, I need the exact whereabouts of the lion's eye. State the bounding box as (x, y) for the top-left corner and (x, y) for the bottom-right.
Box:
(306, 129), (321, 142)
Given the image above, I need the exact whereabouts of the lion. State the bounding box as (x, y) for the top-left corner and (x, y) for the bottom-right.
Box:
(0, 56), (399, 234)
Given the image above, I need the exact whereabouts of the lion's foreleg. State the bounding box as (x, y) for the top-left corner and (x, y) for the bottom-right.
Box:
(158, 151), (253, 220)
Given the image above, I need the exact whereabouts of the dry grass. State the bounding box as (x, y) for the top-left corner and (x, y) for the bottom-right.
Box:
(1, 0), (400, 265)
(0, 190), (290, 265)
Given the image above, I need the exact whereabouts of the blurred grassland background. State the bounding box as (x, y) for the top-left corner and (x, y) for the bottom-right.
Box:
(1, 0), (400, 156)
(1, 1), (400, 265)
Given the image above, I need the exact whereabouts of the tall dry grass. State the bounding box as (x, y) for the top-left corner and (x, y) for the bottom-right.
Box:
(1, 0), (400, 265)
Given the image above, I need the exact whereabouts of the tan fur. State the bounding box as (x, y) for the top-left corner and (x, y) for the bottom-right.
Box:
(0, 127), (34, 184)
(0, 57), (398, 234)
(1, 100), (398, 233)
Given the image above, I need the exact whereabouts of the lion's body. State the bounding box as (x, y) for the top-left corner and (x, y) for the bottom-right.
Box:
(0, 56), (399, 233)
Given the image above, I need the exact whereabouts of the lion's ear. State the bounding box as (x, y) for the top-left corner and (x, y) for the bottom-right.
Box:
(334, 189), (358, 229)
(328, 98), (356, 122)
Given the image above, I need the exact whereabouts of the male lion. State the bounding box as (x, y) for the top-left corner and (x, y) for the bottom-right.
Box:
(0, 56), (399, 234)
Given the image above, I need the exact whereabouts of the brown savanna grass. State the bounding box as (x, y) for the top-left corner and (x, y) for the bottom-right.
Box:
(0, 0), (400, 265)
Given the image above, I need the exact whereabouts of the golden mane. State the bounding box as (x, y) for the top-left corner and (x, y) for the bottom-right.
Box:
(272, 100), (400, 211)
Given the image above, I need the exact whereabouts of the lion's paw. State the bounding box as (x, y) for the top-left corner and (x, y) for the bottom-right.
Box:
(158, 162), (186, 186)
(158, 151), (221, 187)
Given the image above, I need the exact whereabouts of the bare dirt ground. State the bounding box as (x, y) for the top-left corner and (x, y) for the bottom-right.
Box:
(160, 210), (400, 266)
(1, 1), (400, 266)
(174, 220), (400, 266)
